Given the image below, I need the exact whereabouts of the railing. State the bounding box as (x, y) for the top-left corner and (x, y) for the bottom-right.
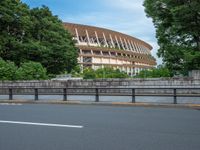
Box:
(1, 87), (200, 104)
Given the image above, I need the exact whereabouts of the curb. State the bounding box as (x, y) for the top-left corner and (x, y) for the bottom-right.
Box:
(0, 100), (200, 109)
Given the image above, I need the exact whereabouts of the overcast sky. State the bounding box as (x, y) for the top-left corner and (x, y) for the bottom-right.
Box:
(22, 0), (162, 64)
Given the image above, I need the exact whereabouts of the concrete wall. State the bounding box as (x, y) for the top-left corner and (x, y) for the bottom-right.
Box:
(189, 70), (200, 79)
(0, 77), (200, 88)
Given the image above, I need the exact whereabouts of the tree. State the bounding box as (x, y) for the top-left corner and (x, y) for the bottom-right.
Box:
(29, 6), (78, 74)
(16, 61), (47, 80)
(0, 0), (32, 65)
(0, 58), (17, 80)
(0, 0), (78, 75)
(143, 0), (200, 75)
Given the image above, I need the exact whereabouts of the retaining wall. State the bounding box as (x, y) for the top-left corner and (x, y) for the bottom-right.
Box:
(0, 78), (200, 88)
(0, 78), (200, 95)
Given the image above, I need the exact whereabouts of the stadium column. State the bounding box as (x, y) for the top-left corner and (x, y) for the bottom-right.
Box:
(124, 38), (129, 50)
(79, 50), (84, 72)
(133, 42), (141, 53)
(95, 31), (100, 46)
(133, 42), (139, 53)
(130, 41), (137, 52)
(75, 28), (80, 44)
(109, 34), (115, 48)
(108, 51), (111, 64)
(119, 37), (126, 50)
(102, 32), (108, 47)
(127, 40), (133, 52)
(130, 67), (133, 76)
(115, 36), (120, 49)
(139, 45), (144, 54)
(85, 29), (91, 46)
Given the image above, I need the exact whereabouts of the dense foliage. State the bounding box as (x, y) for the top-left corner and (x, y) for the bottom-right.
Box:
(0, 59), (47, 80)
(0, 58), (17, 80)
(16, 61), (48, 80)
(135, 66), (171, 78)
(0, 0), (78, 75)
(82, 67), (129, 79)
(143, 0), (200, 75)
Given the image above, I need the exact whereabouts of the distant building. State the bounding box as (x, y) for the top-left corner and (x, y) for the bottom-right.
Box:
(64, 22), (156, 76)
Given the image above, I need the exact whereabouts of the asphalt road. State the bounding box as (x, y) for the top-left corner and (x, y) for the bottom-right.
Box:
(0, 104), (200, 150)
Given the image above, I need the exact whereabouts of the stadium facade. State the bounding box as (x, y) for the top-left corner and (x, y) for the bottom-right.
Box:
(64, 22), (156, 76)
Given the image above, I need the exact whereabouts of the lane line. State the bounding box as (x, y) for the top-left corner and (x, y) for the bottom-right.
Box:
(0, 103), (22, 106)
(0, 120), (83, 128)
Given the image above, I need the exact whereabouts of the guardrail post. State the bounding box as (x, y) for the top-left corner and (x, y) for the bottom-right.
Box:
(173, 89), (177, 104)
(9, 88), (13, 100)
(63, 88), (67, 101)
(34, 88), (38, 101)
(132, 88), (135, 103)
(95, 88), (99, 102)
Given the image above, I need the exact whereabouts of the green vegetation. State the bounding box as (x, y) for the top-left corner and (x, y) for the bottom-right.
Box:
(0, 59), (17, 80)
(16, 62), (48, 80)
(0, 59), (47, 80)
(0, 0), (78, 77)
(82, 67), (129, 79)
(143, 0), (200, 75)
(135, 65), (171, 78)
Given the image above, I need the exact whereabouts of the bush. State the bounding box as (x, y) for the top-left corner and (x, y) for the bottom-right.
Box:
(16, 61), (48, 80)
(95, 67), (128, 78)
(83, 68), (96, 79)
(0, 58), (17, 80)
(83, 67), (129, 79)
(135, 66), (172, 78)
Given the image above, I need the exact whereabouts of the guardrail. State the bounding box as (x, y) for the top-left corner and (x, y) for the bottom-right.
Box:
(1, 87), (200, 104)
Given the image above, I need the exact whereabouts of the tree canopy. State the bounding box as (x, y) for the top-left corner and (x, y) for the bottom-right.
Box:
(0, 0), (78, 75)
(143, 0), (200, 75)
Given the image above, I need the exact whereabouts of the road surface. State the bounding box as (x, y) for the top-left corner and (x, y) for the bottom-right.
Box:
(0, 104), (200, 150)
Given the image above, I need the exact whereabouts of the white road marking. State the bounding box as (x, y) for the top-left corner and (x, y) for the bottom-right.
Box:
(0, 120), (83, 128)
(0, 103), (22, 106)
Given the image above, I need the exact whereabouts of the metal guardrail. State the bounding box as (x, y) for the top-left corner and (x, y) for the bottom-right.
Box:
(1, 87), (200, 104)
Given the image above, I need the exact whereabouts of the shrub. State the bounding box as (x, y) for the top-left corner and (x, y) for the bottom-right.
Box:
(0, 58), (17, 80)
(16, 61), (48, 80)
(83, 67), (129, 79)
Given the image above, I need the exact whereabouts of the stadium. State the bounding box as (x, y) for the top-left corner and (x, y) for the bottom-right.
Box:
(63, 22), (156, 76)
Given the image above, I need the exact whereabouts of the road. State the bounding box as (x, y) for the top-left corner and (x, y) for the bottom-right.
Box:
(0, 104), (200, 150)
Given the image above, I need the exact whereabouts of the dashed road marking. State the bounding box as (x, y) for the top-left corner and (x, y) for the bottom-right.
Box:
(0, 120), (83, 128)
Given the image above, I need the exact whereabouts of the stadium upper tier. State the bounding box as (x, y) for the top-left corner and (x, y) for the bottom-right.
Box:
(63, 22), (156, 76)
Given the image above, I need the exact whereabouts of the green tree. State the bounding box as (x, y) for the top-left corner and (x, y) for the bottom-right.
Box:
(29, 6), (78, 74)
(143, 0), (200, 75)
(0, 0), (78, 75)
(16, 61), (48, 80)
(0, 58), (17, 80)
(0, 0), (32, 65)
